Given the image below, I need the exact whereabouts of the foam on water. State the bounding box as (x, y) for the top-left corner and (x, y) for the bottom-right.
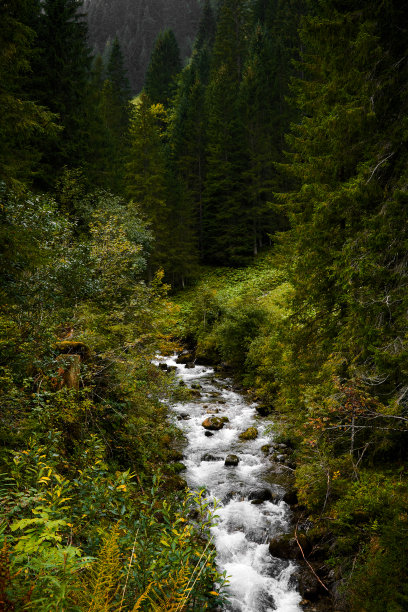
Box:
(159, 354), (302, 611)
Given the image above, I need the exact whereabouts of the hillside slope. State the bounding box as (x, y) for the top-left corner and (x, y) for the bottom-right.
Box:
(84, 0), (202, 92)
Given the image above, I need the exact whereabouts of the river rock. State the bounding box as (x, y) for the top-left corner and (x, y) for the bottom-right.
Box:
(185, 362), (195, 369)
(255, 403), (273, 417)
(268, 535), (298, 559)
(176, 351), (195, 364)
(283, 489), (298, 505)
(202, 416), (225, 430)
(225, 454), (239, 466)
(248, 488), (274, 503)
(269, 533), (311, 560)
(158, 363), (168, 370)
(295, 567), (325, 601)
(261, 444), (271, 454)
(201, 453), (223, 462)
(204, 431), (214, 437)
(177, 413), (190, 420)
(239, 427), (258, 440)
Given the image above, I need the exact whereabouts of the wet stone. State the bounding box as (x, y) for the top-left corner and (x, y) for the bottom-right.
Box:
(204, 431), (214, 437)
(202, 416), (225, 430)
(201, 453), (223, 462)
(239, 427), (258, 440)
(224, 454), (239, 466)
(248, 488), (274, 503)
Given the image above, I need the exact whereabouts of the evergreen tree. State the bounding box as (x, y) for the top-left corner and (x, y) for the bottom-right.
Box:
(237, 1), (304, 254)
(31, 0), (93, 182)
(99, 37), (131, 192)
(195, 0), (217, 52)
(0, 0), (58, 188)
(125, 93), (169, 271)
(126, 93), (197, 284)
(144, 29), (181, 107)
(169, 3), (214, 258)
(202, 0), (252, 264)
(107, 36), (132, 108)
(280, 0), (408, 422)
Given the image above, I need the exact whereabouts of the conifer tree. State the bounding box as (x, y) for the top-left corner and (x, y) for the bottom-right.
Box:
(125, 94), (169, 270)
(280, 0), (408, 409)
(144, 30), (181, 107)
(0, 0), (58, 187)
(98, 37), (131, 192)
(202, 0), (252, 264)
(31, 0), (93, 182)
(169, 0), (216, 259)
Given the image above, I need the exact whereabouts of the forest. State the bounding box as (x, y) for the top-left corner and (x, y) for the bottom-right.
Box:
(1, 0), (408, 610)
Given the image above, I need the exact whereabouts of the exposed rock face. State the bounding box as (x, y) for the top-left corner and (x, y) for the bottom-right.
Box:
(239, 427), (258, 440)
(225, 454), (239, 466)
(202, 416), (225, 431)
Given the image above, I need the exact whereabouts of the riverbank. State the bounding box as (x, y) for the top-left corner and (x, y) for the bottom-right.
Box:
(171, 260), (408, 611)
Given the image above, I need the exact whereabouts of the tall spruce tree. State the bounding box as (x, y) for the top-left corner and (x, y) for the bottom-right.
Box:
(0, 0), (58, 187)
(280, 0), (408, 430)
(202, 0), (252, 264)
(31, 0), (93, 183)
(99, 37), (131, 192)
(169, 0), (215, 259)
(144, 29), (181, 107)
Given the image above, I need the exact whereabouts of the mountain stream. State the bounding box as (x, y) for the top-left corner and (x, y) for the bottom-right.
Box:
(161, 355), (302, 612)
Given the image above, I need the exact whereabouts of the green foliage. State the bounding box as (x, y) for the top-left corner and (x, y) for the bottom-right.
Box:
(144, 30), (182, 107)
(0, 0), (59, 188)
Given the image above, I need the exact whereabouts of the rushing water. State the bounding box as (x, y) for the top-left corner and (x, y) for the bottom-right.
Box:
(160, 355), (302, 612)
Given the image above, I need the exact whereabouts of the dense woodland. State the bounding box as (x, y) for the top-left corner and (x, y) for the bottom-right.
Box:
(83, 0), (202, 92)
(1, 0), (408, 610)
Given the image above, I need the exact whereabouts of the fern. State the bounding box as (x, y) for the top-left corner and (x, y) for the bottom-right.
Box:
(78, 525), (123, 612)
(131, 583), (152, 611)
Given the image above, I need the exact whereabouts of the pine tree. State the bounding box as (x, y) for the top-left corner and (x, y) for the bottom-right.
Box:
(144, 30), (181, 107)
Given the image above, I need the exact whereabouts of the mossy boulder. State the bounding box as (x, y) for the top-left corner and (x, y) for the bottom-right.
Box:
(225, 454), (239, 466)
(176, 352), (195, 364)
(239, 427), (258, 441)
(202, 416), (225, 431)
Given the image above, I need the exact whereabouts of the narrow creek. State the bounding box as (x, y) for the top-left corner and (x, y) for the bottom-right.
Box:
(161, 355), (303, 612)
